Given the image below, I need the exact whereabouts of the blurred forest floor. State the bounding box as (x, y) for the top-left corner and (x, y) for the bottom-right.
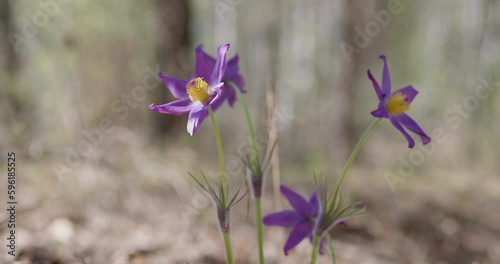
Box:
(1, 145), (499, 264)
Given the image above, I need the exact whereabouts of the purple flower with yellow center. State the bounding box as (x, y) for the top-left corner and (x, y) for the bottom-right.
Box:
(263, 185), (321, 255)
(149, 44), (230, 136)
(197, 45), (246, 109)
(368, 55), (431, 148)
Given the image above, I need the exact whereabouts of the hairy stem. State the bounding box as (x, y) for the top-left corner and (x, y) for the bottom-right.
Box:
(223, 232), (234, 264)
(208, 106), (227, 205)
(327, 118), (380, 212)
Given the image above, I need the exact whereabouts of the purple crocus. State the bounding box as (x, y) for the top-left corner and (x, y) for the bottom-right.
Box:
(149, 44), (230, 136)
(368, 55), (431, 148)
(263, 185), (321, 255)
(197, 45), (246, 109)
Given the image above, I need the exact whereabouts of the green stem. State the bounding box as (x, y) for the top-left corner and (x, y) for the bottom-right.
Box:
(327, 234), (336, 264)
(208, 106), (227, 205)
(229, 81), (259, 165)
(310, 234), (321, 264)
(230, 81), (265, 263)
(255, 197), (265, 264)
(223, 232), (234, 264)
(327, 118), (381, 212)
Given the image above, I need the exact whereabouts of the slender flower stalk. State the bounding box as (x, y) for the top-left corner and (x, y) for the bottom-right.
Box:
(254, 197), (265, 264)
(208, 106), (227, 204)
(231, 82), (259, 164)
(327, 118), (380, 212)
(229, 82), (266, 264)
(310, 234), (321, 264)
(207, 106), (235, 264)
(223, 232), (234, 263)
(190, 169), (245, 264)
(326, 234), (336, 264)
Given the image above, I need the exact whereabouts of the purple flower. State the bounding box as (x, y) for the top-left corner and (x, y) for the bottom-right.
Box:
(149, 44), (230, 136)
(368, 55), (431, 148)
(263, 185), (321, 255)
(196, 45), (246, 109)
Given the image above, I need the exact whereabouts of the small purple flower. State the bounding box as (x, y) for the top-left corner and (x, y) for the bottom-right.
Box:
(368, 55), (431, 148)
(263, 185), (321, 255)
(149, 44), (230, 136)
(197, 45), (246, 109)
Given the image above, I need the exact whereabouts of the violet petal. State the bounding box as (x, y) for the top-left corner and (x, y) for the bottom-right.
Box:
(379, 55), (391, 96)
(389, 117), (415, 148)
(262, 211), (303, 227)
(367, 70), (385, 102)
(158, 72), (188, 99)
(186, 105), (207, 136)
(371, 102), (389, 118)
(210, 44), (230, 87)
(397, 113), (431, 145)
(148, 99), (194, 115)
(393, 85), (418, 104)
(280, 185), (312, 217)
(284, 221), (315, 255)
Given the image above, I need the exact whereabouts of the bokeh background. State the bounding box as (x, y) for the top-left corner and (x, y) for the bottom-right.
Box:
(1, 0), (500, 263)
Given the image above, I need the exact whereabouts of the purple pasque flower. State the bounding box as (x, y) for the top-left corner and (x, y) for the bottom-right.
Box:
(149, 44), (230, 136)
(368, 55), (431, 148)
(263, 185), (321, 255)
(196, 45), (245, 109)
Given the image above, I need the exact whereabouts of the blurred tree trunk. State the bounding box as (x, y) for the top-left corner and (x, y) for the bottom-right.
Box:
(152, 0), (190, 136)
(337, 0), (363, 155)
(0, 0), (18, 73)
(0, 0), (20, 118)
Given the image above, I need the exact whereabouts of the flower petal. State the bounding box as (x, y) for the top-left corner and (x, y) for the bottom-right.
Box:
(284, 221), (315, 255)
(210, 44), (230, 87)
(226, 54), (239, 76)
(309, 192), (320, 217)
(379, 55), (391, 96)
(186, 104), (207, 136)
(225, 55), (246, 92)
(371, 102), (389, 118)
(389, 117), (415, 148)
(207, 84), (225, 107)
(397, 113), (431, 145)
(280, 185), (312, 216)
(148, 99), (194, 115)
(158, 72), (188, 99)
(229, 74), (246, 93)
(392, 85), (418, 104)
(195, 45), (213, 81)
(210, 84), (235, 111)
(226, 87), (237, 107)
(262, 211), (303, 227)
(198, 45), (217, 68)
(367, 70), (385, 102)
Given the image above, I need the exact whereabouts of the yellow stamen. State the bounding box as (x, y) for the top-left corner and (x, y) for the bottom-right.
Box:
(186, 77), (209, 103)
(386, 92), (410, 115)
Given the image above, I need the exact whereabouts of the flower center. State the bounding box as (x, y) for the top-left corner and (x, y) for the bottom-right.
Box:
(186, 77), (210, 103)
(386, 92), (410, 115)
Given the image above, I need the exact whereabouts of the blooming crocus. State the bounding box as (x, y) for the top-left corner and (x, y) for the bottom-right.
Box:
(263, 185), (321, 255)
(149, 44), (230, 136)
(197, 45), (246, 109)
(367, 55), (431, 148)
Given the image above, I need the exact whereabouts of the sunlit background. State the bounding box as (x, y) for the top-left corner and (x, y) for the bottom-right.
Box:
(1, 0), (500, 263)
